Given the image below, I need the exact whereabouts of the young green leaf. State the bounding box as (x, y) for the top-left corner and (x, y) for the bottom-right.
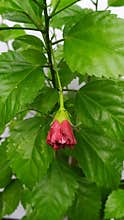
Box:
(0, 141), (12, 188)
(24, 160), (78, 220)
(69, 178), (101, 220)
(2, 179), (22, 216)
(105, 189), (124, 219)
(7, 117), (54, 188)
(108, 0), (124, 6)
(64, 10), (124, 78)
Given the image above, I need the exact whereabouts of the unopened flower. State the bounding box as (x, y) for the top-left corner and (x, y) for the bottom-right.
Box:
(46, 109), (77, 150)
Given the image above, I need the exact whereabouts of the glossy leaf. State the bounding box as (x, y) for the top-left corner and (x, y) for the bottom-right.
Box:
(0, 0), (43, 26)
(0, 50), (45, 132)
(0, 141), (12, 188)
(75, 79), (124, 139)
(7, 117), (54, 188)
(108, 0), (124, 6)
(31, 87), (58, 113)
(72, 126), (124, 188)
(2, 179), (22, 216)
(64, 10), (124, 78)
(105, 189), (124, 219)
(69, 178), (101, 220)
(24, 160), (78, 220)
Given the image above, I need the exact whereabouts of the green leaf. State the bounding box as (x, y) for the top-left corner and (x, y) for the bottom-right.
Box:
(13, 34), (44, 52)
(69, 178), (101, 220)
(108, 0), (124, 6)
(105, 189), (124, 219)
(64, 10), (124, 78)
(31, 87), (58, 113)
(51, 5), (83, 29)
(54, 45), (64, 63)
(0, 50), (45, 131)
(2, 179), (22, 216)
(0, 141), (12, 188)
(0, 193), (2, 219)
(73, 79), (124, 187)
(21, 49), (46, 65)
(75, 79), (124, 139)
(0, 24), (25, 42)
(72, 126), (124, 188)
(24, 160), (78, 220)
(0, 0), (43, 26)
(7, 117), (54, 188)
(58, 60), (76, 86)
(51, 0), (79, 13)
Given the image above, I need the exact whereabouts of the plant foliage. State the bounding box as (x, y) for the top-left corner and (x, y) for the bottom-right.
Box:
(0, 0), (124, 219)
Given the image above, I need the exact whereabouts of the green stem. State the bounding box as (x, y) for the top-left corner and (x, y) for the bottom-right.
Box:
(90, 0), (96, 6)
(43, 0), (56, 88)
(56, 71), (64, 109)
(95, 0), (98, 11)
(43, 0), (64, 107)
(51, 48), (64, 109)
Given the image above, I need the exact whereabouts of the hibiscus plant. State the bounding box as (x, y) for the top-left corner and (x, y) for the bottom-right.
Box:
(1, 0), (124, 219)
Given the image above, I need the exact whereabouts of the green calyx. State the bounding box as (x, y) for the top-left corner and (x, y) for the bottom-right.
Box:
(54, 108), (70, 123)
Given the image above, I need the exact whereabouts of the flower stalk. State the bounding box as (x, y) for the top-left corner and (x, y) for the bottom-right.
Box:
(56, 70), (64, 110)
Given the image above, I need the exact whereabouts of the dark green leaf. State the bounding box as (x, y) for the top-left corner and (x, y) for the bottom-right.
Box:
(7, 117), (54, 188)
(2, 179), (22, 216)
(0, 50), (45, 131)
(72, 126), (124, 188)
(69, 178), (101, 220)
(75, 79), (124, 139)
(0, 141), (12, 188)
(31, 87), (58, 113)
(72, 79), (124, 188)
(64, 10), (124, 78)
(24, 160), (78, 219)
(105, 189), (124, 219)
(108, 0), (124, 6)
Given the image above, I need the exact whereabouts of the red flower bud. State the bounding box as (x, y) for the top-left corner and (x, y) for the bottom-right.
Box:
(46, 120), (77, 150)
